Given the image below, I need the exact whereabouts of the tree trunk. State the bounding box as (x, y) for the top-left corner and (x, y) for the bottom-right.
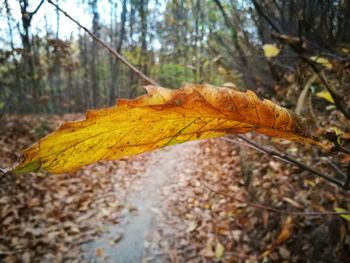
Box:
(110, 0), (127, 105)
(91, 0), (100, 107)
(139, 0), (148, 76)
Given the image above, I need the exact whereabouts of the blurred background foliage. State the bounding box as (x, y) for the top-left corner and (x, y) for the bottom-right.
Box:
(0, 0), (349, 122)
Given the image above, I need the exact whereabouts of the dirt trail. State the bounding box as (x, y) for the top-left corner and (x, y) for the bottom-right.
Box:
(83, 142), (199, 263)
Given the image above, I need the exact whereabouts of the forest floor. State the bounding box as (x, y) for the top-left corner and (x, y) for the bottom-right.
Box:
(83, 142), (200, 263)
(1, 114), (350, 263)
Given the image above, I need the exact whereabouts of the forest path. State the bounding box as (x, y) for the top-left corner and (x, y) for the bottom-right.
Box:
(83, 141), (200, 263)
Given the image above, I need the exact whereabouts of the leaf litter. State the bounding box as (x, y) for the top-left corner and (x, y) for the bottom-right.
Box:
(1, 114), (350, 262)
(0, 115), (147, 262)
(143, 137), (350, 262)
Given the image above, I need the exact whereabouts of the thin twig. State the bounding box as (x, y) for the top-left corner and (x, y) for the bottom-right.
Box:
(221, 136), (344, 188)
(46, 0), (160, 87)
(203, 182), (350, 217)
(325, 130), (350, 156)
(334, 145), (350, 158)
(303, 58), (350, 121)
(237, 135), (345, 186)
(269, 31), (350, 121)
(344, 162), (350, 190)
(0, 167), (6, 175)
(30, 0), (45, 18)
(336, 144), (350, 156)
(327, 160), (346, 179)
(202, 183), (283, 213)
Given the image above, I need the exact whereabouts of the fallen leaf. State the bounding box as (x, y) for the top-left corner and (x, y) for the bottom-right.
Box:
(13, 84), (325, 174)
(340, 154), (350, 164)
(168, 249), (179, 263)
(22, 252), (31, 263)
(340, 47), (349, 54)
(282, 197), (303, 209)
(269, 161), (281, 172)
(186, 221), (198, 233)
(341, 132), (350, 140)
(276, 216), (293, 244)
(262, 44), (280, 58)
(114, 232), (123, 244)
(222, 82), (238, 90)
(201, 237), (215, 258)
(316, 90), (335, 103)
(310, 56), (333, 69)
(3, 256), (18, 263)
(215, 241), (225, 260)
(328, 126), (344, 136)
(95, 248), (105, 258)
(334, 207), (350, 221)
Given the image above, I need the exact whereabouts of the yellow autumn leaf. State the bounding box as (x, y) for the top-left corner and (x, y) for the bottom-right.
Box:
(310, 56), (333, 69)
(215, 242), (225, 260)
(315, 90), (335, 103)
(12, 84), (325, 174)
(262, 44), (280, 58)
(341, 48), (349, 54)
(218, 66), (228, 75)
(334, 207), (350, 221)
(329, 127), (344, 136)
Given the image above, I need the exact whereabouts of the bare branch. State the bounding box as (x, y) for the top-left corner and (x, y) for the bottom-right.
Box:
(203, 182), (350, 217)
(302, 57), (350, 121)
(251, 0), (281, 33)
(271, 32), (350, 121)
(46, 0), (160, 87)
(202, 183), (283, 213)
(327, 160), (347, 179)
(221, 136), (345, 188)
(344, 162), (350, 190)
(30, 0), (45, 18)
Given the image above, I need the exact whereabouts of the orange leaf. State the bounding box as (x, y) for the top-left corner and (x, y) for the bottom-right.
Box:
(276, 216), (293, 244)
(12, 84), (326, 174)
